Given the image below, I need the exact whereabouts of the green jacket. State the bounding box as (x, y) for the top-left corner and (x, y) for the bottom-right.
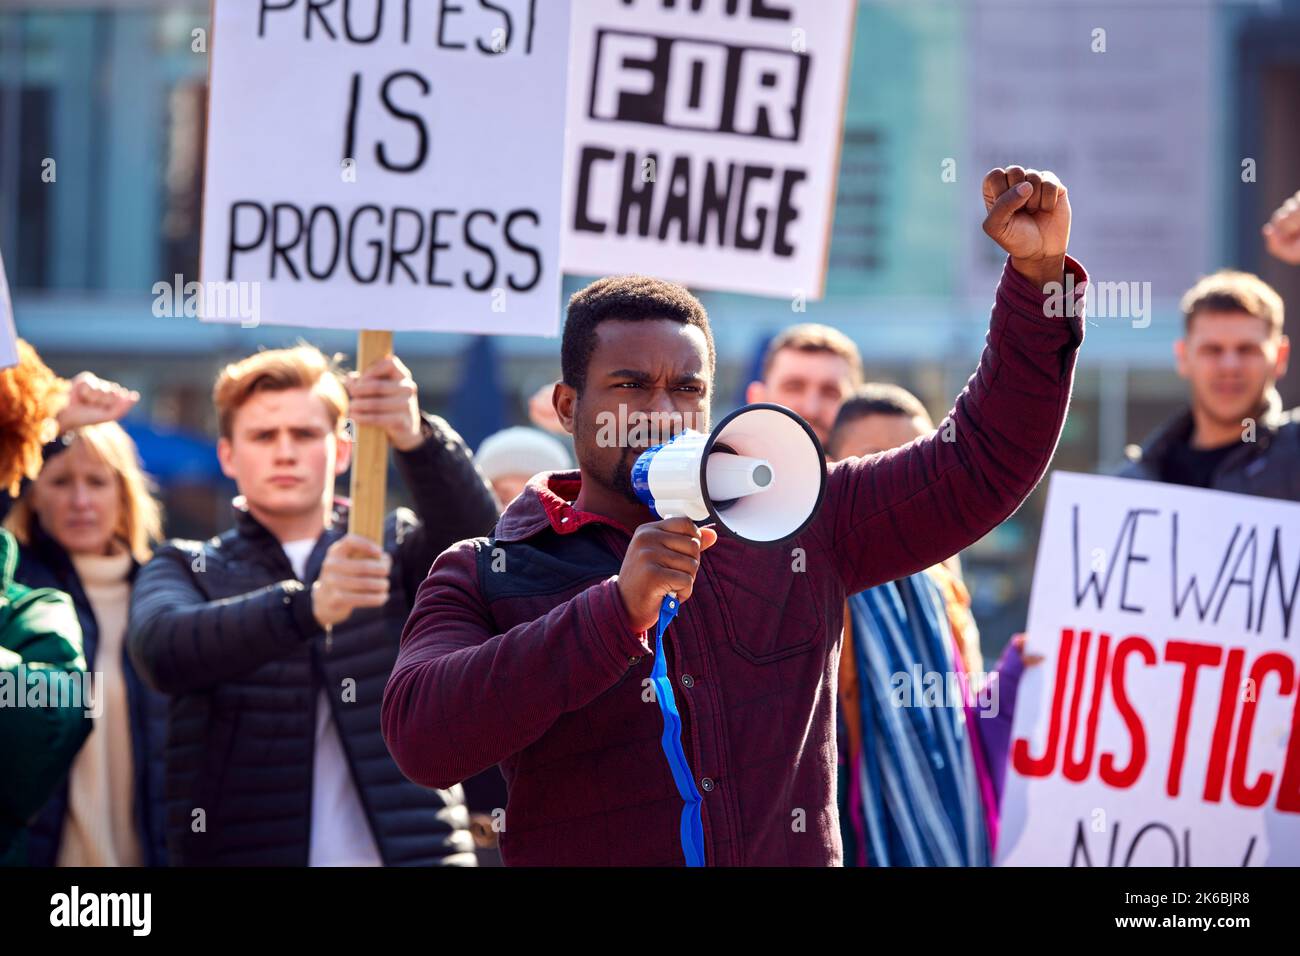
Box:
(0, 528), (92, 866)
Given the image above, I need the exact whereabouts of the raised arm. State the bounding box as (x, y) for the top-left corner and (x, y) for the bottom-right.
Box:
(128, 543), (317, 694)
(382, 539), (648, 791)
(816, 167), (1087, 594)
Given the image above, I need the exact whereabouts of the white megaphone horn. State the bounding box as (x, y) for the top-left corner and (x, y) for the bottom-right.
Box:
(631, 403), (827, 544)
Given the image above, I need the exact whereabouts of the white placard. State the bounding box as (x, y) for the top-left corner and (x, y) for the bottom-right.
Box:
(998, 473), (1300, 866)
(200, 0), (570, 335)
(562, 0), (855, 299)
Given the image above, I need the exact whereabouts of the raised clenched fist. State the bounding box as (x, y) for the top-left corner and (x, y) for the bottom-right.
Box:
(55, 371), (139, 433)
(1263, 190), (1300, 265)
(981, 166), (1071, 288)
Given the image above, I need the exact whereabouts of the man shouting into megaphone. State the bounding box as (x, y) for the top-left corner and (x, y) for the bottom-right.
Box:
(383, 167), (1085, 866)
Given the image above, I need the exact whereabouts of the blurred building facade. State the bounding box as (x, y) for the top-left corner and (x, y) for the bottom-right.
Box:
(3, 0), (1298, 657)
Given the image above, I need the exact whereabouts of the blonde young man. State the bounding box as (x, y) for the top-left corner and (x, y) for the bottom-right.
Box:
(129, 346), (497, 866)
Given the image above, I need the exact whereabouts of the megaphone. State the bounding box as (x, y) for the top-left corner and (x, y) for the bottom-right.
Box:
(631, 403), (827, 544)
(629, 403), (825, 869)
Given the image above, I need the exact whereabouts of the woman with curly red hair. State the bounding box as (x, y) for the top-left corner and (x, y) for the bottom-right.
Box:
(3, 347), (170, 867)
(0, 340), (91, 866)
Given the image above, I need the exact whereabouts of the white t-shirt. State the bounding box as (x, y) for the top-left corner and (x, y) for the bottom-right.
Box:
(281, 538), (383, 868)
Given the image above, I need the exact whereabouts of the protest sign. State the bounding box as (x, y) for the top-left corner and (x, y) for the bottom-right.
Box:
(998, 472), (1300, 866)
(200, 0), (570, 336)
(201, 1), (573, 539)
(562, 0), (855, 299)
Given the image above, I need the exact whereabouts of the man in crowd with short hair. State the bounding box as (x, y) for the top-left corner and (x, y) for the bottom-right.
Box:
(1120, 269), (1295, 499)
(129, 345), (498, 866)
(745, 323), (864, 447)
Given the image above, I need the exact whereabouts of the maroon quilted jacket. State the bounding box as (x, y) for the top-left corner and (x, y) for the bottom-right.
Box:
(383, 256), (1088, 866)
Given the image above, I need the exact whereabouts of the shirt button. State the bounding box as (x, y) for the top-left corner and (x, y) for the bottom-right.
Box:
(681, 674), (694, 688)
(700, 777), (714, 792)
(561, 516), (570, 523)
(628, 655), (641, 665)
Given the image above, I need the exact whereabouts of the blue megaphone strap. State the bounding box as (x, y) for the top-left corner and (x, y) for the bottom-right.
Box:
(649, 593), (706, 867)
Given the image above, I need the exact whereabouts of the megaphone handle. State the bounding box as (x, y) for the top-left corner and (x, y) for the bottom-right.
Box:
(656, 523), (709, 629)
(655, 522), (709, 629)
(659, 592), (680, 631)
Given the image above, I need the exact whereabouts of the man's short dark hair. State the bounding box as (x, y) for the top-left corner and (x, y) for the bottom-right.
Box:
(760, 323), (863, 386)
(1180, 269), (1284, 336)
(561, 275), (716, 394)
(829, 383), (933, 455)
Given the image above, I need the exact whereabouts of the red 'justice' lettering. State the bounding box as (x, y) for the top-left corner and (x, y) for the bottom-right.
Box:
(1011, 627), (1300, 813)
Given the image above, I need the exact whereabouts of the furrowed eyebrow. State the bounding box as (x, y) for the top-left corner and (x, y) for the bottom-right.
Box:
(606, 369), (706, 383)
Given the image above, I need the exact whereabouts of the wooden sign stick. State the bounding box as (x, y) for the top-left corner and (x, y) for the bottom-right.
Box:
(348, 329), (394, 543)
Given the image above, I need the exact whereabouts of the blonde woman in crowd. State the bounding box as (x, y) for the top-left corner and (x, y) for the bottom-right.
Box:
(3, 371), (170, 866)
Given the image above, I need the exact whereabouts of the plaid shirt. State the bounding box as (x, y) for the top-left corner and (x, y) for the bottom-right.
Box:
(383, 256), (1088, 866)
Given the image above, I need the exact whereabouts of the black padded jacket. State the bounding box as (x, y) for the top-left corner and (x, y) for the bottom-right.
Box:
(1117, 389), (1300, 501)
(128, 413), (498, 866)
